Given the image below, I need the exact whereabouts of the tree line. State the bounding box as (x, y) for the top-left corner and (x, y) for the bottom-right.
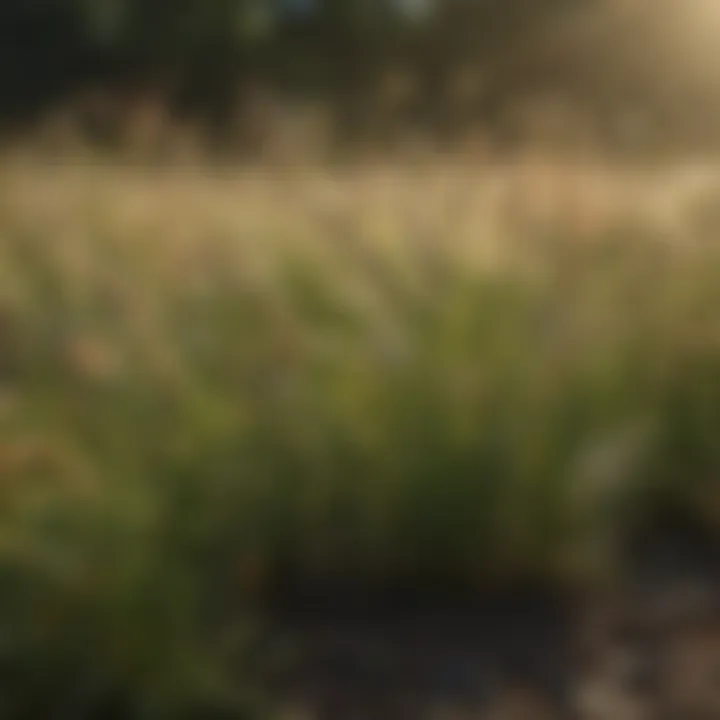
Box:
(2, 0), (718, 155)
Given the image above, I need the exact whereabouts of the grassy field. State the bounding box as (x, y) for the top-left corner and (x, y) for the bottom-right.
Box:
(2, 156), (720, 716)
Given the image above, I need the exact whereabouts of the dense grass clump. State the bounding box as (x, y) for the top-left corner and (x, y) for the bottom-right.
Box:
(2, 159), (720, 715)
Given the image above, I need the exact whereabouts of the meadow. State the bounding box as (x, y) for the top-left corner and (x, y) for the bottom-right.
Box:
(2, 155), (720, 716)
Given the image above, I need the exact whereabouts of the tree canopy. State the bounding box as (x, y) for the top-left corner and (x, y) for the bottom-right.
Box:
(0, 0), (588, 120)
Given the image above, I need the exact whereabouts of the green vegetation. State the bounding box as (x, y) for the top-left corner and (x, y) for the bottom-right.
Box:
(2, 160), (720, 715)
(0, 0), (584, 121)
(7, 0), (717, 158)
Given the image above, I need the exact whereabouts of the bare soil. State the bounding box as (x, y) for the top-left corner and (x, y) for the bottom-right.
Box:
(258, 516), (720, 719)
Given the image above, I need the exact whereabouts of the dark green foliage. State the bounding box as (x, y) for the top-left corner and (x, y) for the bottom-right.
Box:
(0, 0), (592, 142)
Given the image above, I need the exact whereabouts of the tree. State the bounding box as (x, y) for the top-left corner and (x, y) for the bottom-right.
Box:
(0, 0), (604, 148)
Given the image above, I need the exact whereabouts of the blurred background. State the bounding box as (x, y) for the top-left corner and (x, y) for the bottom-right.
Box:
(5, 1), (720, 719)
(6, 0), (720, 161)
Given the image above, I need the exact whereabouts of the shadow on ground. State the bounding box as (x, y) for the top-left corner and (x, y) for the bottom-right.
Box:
(256, 514), (720, 719)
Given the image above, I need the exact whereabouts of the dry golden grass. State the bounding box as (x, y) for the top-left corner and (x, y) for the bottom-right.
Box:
(1, 154), (720, 715)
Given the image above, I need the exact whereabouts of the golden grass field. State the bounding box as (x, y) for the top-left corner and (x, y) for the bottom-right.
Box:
(3, 154), (720, 716)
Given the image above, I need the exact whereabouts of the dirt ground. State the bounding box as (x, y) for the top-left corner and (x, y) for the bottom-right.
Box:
(259, 517), (720, 719)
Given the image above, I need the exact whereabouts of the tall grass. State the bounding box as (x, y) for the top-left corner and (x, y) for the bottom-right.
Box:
(2, 158), (720, 715)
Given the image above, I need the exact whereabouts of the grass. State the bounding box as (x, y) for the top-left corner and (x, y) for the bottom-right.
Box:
(2, 156), (720, 715)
